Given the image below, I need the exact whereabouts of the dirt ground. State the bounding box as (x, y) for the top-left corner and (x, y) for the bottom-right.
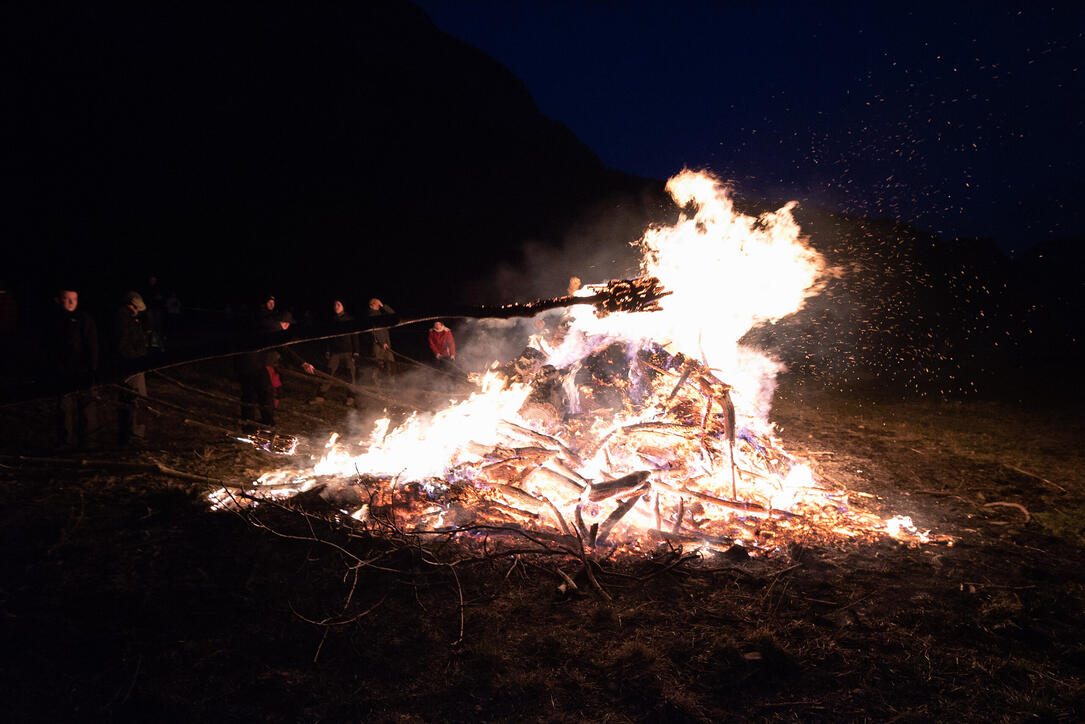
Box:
(2, 364), (1084, 722)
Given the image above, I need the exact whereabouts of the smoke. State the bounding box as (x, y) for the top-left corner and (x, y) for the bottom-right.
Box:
(447, 193), (672, 376)
(463, 192), (670, 305)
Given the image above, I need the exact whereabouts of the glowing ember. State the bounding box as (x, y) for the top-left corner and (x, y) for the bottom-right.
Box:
(212, 170), (942, 555)
(235, 430), (299, 455)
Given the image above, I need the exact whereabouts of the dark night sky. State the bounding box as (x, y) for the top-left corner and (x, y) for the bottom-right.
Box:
(416, 1), (1083, 255)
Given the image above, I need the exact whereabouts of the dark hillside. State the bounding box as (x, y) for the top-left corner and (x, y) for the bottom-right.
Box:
(3, 1), (666, 309)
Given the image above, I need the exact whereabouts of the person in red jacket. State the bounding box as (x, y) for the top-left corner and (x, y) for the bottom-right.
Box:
(428, 320), (457, 388)
(428, 320), (455, 361)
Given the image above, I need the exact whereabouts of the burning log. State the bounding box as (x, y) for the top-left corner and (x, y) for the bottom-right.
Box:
(620, 421), (699, 438)
(498, 419), (584, 467)
(588, 470), (652, 502)
(483, 500), (540, 521)
(475, 446), (560, 478)
(522, 466), (585, 496)
(595, 492), (645, 545)
(668, 365), (694, 400)
(574, 504), (596, 547)
(240, 429), (299, 455)
(536, 493), (574, 538)
(545, 458), (590, 488)
(652, 479), (796, 520)
(488, 483), (546, 515)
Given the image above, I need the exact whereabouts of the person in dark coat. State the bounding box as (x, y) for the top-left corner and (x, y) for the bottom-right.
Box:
(237, 304), (314, 427)
(258, 294), (277, 328)
(49, 288), (99, 449)
(368, 297), (396, 384)
(114, 290), (149, 445)
(141, 274), (167, 352)
(314, 299), (359, 405)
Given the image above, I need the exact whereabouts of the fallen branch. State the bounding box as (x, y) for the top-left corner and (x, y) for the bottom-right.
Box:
(1, 454), (233, 486)
(1003, 464), (1067, 493)
(982, 501), (1031, 522)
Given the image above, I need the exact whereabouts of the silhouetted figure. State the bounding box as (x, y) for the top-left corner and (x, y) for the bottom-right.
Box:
(49, 289), (99, 449)
(142, 274), (167, 352)
(258, 294), (277, 328)
(315, 299), (359, 405)
(368, 297), (396, 384)
(114, 291), (148, 446)
(266, 311), (315, 416)
(237, 305), (314, 427)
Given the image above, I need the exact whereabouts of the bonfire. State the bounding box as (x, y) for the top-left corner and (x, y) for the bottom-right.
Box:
(211, 170), (937, 556)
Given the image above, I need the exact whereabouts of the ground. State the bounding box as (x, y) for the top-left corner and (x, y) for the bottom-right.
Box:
(2, 363), (1083, 722)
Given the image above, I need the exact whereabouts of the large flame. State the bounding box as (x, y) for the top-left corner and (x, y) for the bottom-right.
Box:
(556, 169), (823, 417)
(213, 171), (938, 554)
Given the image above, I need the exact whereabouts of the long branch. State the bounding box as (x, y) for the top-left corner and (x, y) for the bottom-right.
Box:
(7, 277), (668, 404)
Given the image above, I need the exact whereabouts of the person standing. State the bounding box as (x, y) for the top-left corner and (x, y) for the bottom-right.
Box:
(237, 294), (283, 427)
(427, 321), (453, 364)
(114, 291), (148, 446)
(49, 288), (99, 449)
(367, 297), (396, 384)
(264, 310), (315, 417)
(142, 274), (167, 352)
(314, 299), (359, 405)
(428, 320), (456, 387)
(236, 304), (313, 427)
(258, 294), (277, 329)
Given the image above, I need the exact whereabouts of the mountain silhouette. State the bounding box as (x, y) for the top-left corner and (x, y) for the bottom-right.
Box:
(4, 1), (665, 308)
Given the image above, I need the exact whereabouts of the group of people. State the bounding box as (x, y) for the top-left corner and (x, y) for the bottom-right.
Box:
(45, 284), (464, 446)
(312, 297), (398, 403)
(48, 287), (155, 449)
(237, 295), (406, 426)
(236, 294), (460, 428)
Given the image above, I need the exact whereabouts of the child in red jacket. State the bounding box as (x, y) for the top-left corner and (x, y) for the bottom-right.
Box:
(428, 321), (455, 360)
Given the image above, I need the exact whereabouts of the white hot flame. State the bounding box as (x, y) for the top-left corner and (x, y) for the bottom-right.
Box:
(555, 169), (823, 418)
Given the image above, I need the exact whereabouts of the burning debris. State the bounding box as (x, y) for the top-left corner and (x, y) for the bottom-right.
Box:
(237, 430), (300, 455)
(212, 170), (943, 556)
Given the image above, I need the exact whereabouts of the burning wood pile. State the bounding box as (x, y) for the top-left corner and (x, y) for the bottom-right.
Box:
(213, 336), (929, 556)
(210, 170), (939, 557)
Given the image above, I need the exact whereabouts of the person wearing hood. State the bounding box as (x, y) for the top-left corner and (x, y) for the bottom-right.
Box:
(428, 320), (455, 362)
(428, 320), (458, 390)
(114, 290), (148, 445)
